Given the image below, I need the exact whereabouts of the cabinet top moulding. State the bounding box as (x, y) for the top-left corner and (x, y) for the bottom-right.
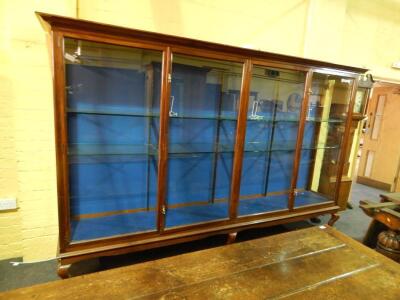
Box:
(36, 11), (367, 75)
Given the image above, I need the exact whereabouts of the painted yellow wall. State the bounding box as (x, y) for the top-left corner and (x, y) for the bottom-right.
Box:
(77, 0), (309, 57)
(341, 0), (400, 82)
(1, 0), (400, 261)
(0, 63), (21, 258)
(0, 0), (76, 261)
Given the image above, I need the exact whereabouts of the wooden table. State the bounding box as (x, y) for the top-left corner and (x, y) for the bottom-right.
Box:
(1, 226), (399, 299)
(381, 192), (400, 204)
(360, 193), (400, 261)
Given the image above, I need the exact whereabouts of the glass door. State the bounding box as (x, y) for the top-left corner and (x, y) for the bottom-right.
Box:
(64, 38), (163, 241)
(164, 54), (243, 228)
(295, 72), (354, 207)
(238, 66), (307, 216)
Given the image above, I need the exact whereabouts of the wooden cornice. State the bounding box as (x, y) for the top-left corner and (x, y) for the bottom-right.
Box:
(36, 11), (368, 75)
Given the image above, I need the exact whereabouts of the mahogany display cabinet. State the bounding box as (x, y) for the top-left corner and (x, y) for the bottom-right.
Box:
(37, 12), (367, 278)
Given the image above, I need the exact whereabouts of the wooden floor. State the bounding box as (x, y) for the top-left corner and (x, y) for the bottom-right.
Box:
(1, 226), (399, 299)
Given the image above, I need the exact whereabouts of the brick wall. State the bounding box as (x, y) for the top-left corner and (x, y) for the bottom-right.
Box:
(0, 66), (21, 258)
(0, 0), (76, 261)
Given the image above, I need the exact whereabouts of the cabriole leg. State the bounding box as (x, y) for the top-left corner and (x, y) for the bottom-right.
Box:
(227, 232), (237, 244)
(328, 213), (340, 226)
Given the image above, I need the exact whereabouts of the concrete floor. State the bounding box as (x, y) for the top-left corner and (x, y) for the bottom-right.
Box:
(0, 183), (386, 292)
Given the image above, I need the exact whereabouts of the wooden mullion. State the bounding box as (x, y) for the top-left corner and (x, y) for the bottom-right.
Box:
(288, 70), (313, 210)
(53, 30), (71, 250)
(157, 47), (172, 232)
(333, 76), (359, 204)
(229, 59), (253, 219)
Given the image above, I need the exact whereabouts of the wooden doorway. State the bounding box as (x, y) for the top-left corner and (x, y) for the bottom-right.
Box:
(357, 82), (400, 191)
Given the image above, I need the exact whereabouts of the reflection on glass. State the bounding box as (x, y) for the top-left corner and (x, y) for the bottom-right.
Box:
(65, 38), (162, 241)
(295, 73), (354, 206)
(165, 54), (243, 228)
(238, 67), (306, 216)
(353, 88), (367, 114)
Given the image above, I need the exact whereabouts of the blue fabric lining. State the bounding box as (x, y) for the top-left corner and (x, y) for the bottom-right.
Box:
(71, 191), (329, 241)
(66, 64), (328, 242)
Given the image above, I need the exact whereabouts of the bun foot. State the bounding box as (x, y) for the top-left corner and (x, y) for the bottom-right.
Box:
(57, 262), (71, 279)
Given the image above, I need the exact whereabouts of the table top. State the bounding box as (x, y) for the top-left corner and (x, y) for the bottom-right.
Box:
(1, 226), (399, 299)
(381, 192), (400, 204)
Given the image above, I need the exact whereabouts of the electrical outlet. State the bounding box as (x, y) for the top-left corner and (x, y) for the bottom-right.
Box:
(392, 61), (400, 69)
(0, 198), (17, 210)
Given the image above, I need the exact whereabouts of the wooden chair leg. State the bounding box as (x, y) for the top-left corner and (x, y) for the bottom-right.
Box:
(57, 262), (71, 279)
(227, 232), (237, 244)
(328, 213), (340, 226)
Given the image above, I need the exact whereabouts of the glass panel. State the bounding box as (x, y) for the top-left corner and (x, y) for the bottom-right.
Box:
(165, 54), (243, 228)
(295, 73), (354, 207)
(353, 88), (367, 113)
(238, 66), (306, 216)
(65, 38), (162, 241)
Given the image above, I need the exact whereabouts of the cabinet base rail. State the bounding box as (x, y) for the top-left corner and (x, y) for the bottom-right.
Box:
(57, 207), (339, 278)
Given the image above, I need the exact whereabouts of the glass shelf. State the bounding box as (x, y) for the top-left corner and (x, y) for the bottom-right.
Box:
(169, 142), (339, 154)
(247, 116), (345, 123)
(68, 107), (345, 124)
(306, 117), (345, 123)
(301, 144), (339, 151)
(68, 107), (234, 120)
(68, 144), (157, 156)
(247, 115), (299, 123)
(67, 107), (159, 118)
(171, 114), (237, 121)
(68, 142), (340, 156)
(244, 142), (339, 153)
